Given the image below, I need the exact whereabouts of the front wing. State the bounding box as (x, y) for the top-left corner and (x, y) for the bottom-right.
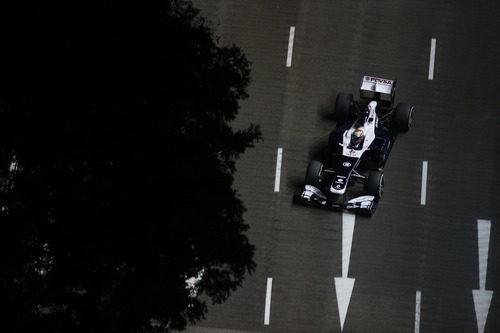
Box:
(294, 185), (377, 215)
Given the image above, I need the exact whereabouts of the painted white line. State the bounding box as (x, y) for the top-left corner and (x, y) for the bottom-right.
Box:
(334, 277), (355, 332)
(274, 148), (283, 192)
(428, 38), (437, 80)
(334, 213), (356, 332)
(477, 219), (491, 290)
(473, 219), (493, 333)
(286, 26), (295, 67)
(342, 213), (355, 278)
(264, 277), (273, 325)
(420, 161), (428, 205)
(414, 290), (422, 333)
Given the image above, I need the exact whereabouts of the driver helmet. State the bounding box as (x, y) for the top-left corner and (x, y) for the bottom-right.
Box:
(351, 128), (364, 145)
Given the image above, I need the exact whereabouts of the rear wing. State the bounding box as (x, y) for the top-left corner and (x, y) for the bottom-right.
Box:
(360, 76), (395, 95)
(360, 75), (397, 108)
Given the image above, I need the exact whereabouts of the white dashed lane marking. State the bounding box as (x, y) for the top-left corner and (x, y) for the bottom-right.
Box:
(414, 290), (421, 333)
(428, 38), (437, 80)
(264, 277), (273, 325)
(420, 161), (428, 205)
(274, 148), (283, 192)
(286, 26), (295, 67)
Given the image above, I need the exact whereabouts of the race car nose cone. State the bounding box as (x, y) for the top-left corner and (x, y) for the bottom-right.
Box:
(330, 177), (347, 194)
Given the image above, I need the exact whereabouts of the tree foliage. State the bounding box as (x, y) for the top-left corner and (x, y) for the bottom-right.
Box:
(0, 1), (260, 331)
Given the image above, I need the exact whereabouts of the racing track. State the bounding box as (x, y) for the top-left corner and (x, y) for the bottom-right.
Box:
(186, 1), (500, 332)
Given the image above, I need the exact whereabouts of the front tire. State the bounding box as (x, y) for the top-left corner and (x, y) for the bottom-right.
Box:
(365, 171), (384, 199)
(394, 102), (414, 132)
(305, 160), (323, 187)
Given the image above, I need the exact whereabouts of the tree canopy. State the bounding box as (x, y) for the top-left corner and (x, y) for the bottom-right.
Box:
(0, 1), (260, 331)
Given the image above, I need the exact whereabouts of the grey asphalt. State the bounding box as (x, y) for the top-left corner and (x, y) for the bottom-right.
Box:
(186, 1), (500, 332)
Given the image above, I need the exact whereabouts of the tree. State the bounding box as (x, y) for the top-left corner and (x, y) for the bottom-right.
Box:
(0, 0), (261, 331)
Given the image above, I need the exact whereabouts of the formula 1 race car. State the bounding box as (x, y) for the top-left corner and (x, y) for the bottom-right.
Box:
(294, 75), (414, 215)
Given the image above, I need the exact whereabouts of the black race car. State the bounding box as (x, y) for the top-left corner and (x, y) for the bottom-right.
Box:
(294, 76), (414, 215)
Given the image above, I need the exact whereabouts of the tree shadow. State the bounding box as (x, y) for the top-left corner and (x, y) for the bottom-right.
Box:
(0, 1), (261, 332)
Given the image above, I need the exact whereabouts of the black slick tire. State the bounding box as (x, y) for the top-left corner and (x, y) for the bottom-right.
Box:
(365, 170), (384, 199)
(394, 102), (414, 132)
(305, 160), (323, 187)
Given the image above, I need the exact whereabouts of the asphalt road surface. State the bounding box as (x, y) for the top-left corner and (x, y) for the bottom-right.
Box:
(186, 1), (500, 332)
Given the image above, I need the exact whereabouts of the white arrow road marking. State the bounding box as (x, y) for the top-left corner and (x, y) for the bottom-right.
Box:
(334, 213), (356, 332)
(334, 277), (355, 331)
(477, 219), (491, 291)
(341, 213), (355, 277)
(473, 219), (493, 333)
(473, 290), (493, 333)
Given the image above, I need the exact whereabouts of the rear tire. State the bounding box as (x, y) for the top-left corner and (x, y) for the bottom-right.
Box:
(305, 160), (323, 187)
(394, 102), (414, 132)
(365, 171), (384, 199)
(334, 93), (353, 121)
